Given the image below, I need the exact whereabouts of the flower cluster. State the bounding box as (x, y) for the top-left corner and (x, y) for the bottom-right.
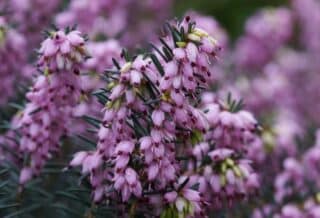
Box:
(67, 16), (261, 218)
(71, 40), (123, 134)
(187, 11), (229, 52)
(252, 199), (320, 218)
(203, 99), (258, 151)
(0, 17), (27, 105)
(1, 0), (61, 50)
(292, 0), (320, 54)
(13, 29), (87, 184)
(234, 7), (293, 71)
(1, 1), (320, 218)
(55, 0), (129, 39)
(179, 93), (261, 209)
(56, 0), (172, 47)
(251, 130), (320, 218)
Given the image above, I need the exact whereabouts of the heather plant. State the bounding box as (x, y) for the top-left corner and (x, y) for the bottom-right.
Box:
(67, 16), (260, 217)
(1, 0), (320, 218)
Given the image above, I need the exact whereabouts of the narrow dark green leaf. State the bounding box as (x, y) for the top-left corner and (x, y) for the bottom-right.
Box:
(56, 191), (90, 206)
(8, 102), (24, 110)
(149, 54), (165, 76)
(0, 180), (10, 189)
(76, 134), (96, 148)
(177, 177), (190, 192)
(0, 203), (20, 210)
(0, 168), (8, 175)
(121, 48), (130, 62)
(4, 204), (42, 218)
(188, 22), (196, 33)
(149, 43), (168, 62)
(50, 204), (84, 217)
(162, 47), (173, 61)
(159, 38), (173, 56)
(112, 58), (121, 70)
(141, 72), (160, 96)
(180, 26), (186, 41)
(82, 115), (101, 129)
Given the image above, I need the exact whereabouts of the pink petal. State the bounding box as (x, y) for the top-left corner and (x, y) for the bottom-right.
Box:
(70, 151), (88, 166)
(148, 163), (159, 180)
(164, 191), (177, 203)
(67, 31), (84, 46)
(151, 110), (165, 126)
(125, 168), (138, 185)
(20, 167), (33, 184)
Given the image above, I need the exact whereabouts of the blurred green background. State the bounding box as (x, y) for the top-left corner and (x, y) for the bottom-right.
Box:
(175, 0), (289, 40)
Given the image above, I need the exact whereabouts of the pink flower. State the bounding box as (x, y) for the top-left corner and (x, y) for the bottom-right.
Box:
(115, 141), (135, 154)
(209, 148), (234, 161)
(70, 151), (88, 167)
(164, 191), (178, 203)
(151, 110), (165, 126)
(19, 167), (33, 185)
(14, 28), (87, 184)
